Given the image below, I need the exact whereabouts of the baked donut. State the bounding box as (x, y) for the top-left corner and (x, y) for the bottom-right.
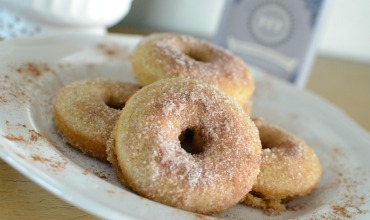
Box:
(243, 118), (322, 212)
(131, 33), (255, 113)
(54, 79), (141, 161)
(108, 78), (261, 214)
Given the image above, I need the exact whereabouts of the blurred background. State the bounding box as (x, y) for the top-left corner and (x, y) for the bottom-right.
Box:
(110, 0), (369, 131)
(113, 0), (370, 64)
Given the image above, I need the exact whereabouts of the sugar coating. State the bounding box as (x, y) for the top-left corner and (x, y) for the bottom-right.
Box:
(243, 118), (322, 211)
(113, 78), (262, 214)
(131, 33), (255, 106)
(53, 79), (140, 161)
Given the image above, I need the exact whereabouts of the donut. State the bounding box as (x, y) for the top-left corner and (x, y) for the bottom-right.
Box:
(242, 118), (322, 212)
(131, 33), (255, 113)
(54, 79), (141, 161)
(108, 78), (261, 214)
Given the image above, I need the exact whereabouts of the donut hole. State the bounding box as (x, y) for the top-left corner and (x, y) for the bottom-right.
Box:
(250, 191), (265, 199)
(105, 100), (126, 110)
(185, 50), (211, 63)
(258, 135), (271, 149)
(103, 85), (142, 111)
(179, 128), (205, 155)
(261, 142), (272, 149)
(260, 135), (295, 150)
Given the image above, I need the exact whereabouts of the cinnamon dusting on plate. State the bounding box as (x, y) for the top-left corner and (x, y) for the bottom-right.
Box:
(97, 43), (130, 59)
(3, 134), (26, 142)
(15, 62), (55, 77)
(31, 154), (66, 171)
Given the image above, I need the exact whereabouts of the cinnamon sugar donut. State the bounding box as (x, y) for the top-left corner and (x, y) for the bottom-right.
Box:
(54, 79), (140, 161)
(131, 33), (255, 113)
(108, 78), (261, 214)
(243, 118), (322, 212)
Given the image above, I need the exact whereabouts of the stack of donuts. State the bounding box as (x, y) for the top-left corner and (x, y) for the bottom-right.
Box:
(53, 33), (322, 215)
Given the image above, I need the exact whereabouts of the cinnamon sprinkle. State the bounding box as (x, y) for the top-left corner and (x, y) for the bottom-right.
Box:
(15, 62), (54, 77)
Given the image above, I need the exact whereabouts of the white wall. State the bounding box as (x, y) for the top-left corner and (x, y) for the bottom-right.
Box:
(120, 0), (225, 38)
(317, 0), (370, 63)
(120, 0), (370, 64)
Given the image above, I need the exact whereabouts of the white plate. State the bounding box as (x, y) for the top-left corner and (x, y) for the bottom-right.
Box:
(0, 33), (369, 220)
